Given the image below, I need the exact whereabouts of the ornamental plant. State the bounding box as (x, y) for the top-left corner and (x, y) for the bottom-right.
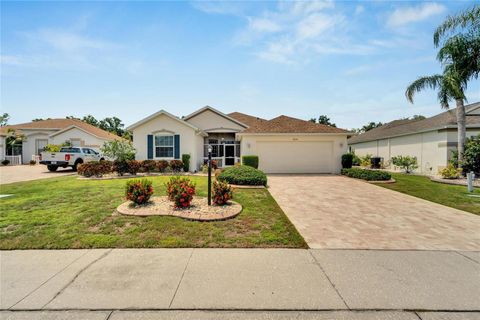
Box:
(341, 153), (353, 169)
(165, 177), (196, 208)
(125, 179), (153, 206)
(156, 160), (169, 172)
(169, 160), (184, 173)
(78, 161), (112, 177)
(213, 180), (233, 206)
(439, 163), (462, 179)
(141, 160), (157, 173)
(391, 155), (418, 173)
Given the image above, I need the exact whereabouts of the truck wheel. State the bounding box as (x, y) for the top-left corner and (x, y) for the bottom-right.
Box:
(72, 160), (83, 172)
(47, 165), (58, 172)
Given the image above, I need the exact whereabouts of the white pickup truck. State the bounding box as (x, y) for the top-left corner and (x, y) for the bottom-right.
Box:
(40, 147), (105, 172)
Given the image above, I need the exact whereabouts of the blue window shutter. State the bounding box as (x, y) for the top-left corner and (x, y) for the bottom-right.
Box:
(174, 134), (180, 159)
(147, 135), (153, 159)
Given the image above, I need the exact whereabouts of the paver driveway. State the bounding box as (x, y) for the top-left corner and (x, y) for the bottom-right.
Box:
(268, 175), (480, 250)
(0, 165), (74, 185)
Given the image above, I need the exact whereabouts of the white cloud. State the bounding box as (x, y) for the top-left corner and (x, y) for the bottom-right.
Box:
(290, 0), (334, 16)
(355, 5), (364, 15)
(256, 38), (296, 64)
(35, 29), (112, 52)
(296, 13), (341, 39)
(248, 17), (282, 33)
(387, 3), (446, 28)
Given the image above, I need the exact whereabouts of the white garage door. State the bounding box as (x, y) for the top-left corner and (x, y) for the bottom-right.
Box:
(257, 141), (334, 173)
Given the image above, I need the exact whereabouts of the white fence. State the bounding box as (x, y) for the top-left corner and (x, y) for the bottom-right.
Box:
(4, 155), (22, 166)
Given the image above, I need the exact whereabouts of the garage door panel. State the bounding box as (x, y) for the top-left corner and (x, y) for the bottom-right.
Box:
(257, 141), (333, 173)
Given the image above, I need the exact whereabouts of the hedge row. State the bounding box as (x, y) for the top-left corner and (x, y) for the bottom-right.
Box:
(341, 168), (391, 181)
(78, 159), (184, 177)
(217, 165), (267, 186)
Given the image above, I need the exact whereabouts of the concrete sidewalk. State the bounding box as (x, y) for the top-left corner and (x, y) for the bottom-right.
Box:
(1, 249), (479, 317)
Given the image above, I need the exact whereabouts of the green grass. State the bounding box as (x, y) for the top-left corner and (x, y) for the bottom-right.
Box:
(379, 173), (480, 215)
(0, 176), (306, 249)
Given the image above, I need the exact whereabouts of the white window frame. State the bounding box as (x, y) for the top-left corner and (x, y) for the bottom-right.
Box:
(154, 134), (175, 159)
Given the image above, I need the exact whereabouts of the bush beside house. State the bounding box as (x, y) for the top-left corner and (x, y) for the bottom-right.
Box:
(341, 153), (353, 169)
(242, 155), (259, 169)
(125, 179), (153, 206)
(391, 156), (418, 173)
(341, 168), (391, 181)
(218, 165), (267, 186)
(77, 159), (185, 178)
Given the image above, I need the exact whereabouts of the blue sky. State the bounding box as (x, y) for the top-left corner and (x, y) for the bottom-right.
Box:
(1, 0), (479, 130)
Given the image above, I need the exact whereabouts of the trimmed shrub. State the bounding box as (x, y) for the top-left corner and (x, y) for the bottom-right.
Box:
(352, 154), (360, 166)
(156, 160), (169, 173)
(182, 154), (191, 172)
(391, 155), (418, 173)
(218, 165), (267, 186)
(78, 161), (113, 177)
(1, 159), (10, 166)
(439, 163), (462, 179)
(141, 160), (157, 173)
(242, 155), (259, 169)
(113, 160), (129, 176)
(169, 160), (184, 173)
(29, 160), (36, 165)
(127, 160), (141, 175)
(165, 177), (196, 208)
(125, 179), (153, 206)
(341, 153), (353, 169)
(203, 159), (218, 170)
(341, 168), (391, 181)
(213, 180), (233, 206)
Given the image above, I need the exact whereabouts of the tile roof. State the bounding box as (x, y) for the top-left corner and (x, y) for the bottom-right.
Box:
(240, 114), (350, 134)
(348, 102), (480, 144)
(227, 112), (267, 127)
(0, 118), (122, 140)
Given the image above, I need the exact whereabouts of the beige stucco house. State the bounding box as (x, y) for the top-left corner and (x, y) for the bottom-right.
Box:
(127, 106), (350, 173)
(0, 118), (122, 164)
(348, 102), (480, 175)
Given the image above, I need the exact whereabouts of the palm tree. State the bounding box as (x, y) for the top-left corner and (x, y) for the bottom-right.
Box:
(406, 5), (479, 165)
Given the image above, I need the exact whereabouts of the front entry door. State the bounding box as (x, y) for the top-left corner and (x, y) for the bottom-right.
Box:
(224, 145), (235, 166)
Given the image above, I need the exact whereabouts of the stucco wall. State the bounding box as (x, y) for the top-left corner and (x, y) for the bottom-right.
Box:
(239, 134), (348, 173)
(50, 127), (107, 149)
(22, 130), (55, 164)
(186, 109), (245, 132)
(350, 130), (449, 175)
(0, 136), (5, 160)
(131, 113), (201, 171)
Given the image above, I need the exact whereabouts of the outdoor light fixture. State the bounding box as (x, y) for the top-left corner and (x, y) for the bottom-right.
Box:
(207, 145), (212, 206)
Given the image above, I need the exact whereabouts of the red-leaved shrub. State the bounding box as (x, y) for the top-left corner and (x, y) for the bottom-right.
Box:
(213, 180), (233, 205)
(169, 160), (184, 173)
(165, 177), (196, 208)
(156, 160), (169, 172)
(125, 179), (153, 206)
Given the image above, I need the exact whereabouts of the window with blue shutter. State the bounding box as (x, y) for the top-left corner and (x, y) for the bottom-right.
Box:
(147, 135), (153, 159)
(174, 134), (180, 159)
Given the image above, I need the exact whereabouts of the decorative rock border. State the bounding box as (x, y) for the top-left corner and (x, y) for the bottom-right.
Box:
(367, 178), (396, 184)
(116, 196), (242, 221)
(430, 176), (479, 188)
(78, 172), (198, 180)
(230, 184), (266, 189)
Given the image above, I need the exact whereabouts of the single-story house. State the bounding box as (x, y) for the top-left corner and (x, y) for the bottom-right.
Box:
(348, 102), (480, 175)
(127, 106), (351, 173)
(0, 118), (122, 164)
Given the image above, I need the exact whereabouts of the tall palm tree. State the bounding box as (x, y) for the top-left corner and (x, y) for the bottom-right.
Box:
(406, 5), (479, 165)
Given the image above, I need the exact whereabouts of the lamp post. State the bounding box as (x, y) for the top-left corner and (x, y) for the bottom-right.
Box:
(207, 145), (212, 205)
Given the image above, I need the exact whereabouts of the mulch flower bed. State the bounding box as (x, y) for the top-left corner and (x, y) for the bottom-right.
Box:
(116, 196), (242, 221)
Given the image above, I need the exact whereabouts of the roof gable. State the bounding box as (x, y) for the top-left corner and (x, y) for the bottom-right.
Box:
(228, 112), (267, 127)
(126, 110), (204, 134)
(183, 106), (248, 129)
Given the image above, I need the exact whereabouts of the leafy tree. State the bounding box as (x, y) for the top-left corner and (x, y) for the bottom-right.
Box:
(411, 115), (426, 120)
(82, 115), (99, 127)
(406, 5), (479, 164)
(99, 117), (125, 137)
(317, 115), (336, 127)
(100, 140), (135, 162)
(122, 130), (133, 141)
(66, 115), (80, 120)
(32, 118), (52, 122)
(308, 118), (317, 123)
(0, 113), (9, 126)
(392, 156), (418, 174)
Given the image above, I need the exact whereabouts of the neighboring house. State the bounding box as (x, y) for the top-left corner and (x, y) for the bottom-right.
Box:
(127, 106), (350, 173)
(0, 118), (122, 164)
(348, 102), (480, 175)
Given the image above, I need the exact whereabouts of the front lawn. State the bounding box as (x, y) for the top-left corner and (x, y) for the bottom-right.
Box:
(379, 173), (480, 215)
(0, 176), (306, 249)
